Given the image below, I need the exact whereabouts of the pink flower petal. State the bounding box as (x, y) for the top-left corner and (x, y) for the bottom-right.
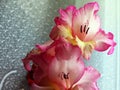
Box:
(94, 29), (116, 54)
(49, 26), (60, 40)
(49, 25), (73, 40)
(22, 48), (41, 71)
(22, 41), (56, 85)
(79, 66), (100, 83)
(23, 51), (50, 84)
(73, 2), (100, 41)
(48, 40), (84, 89)
(48, 58), (84, 89)
(36, 40), (53, 51)
(59, 5), (76, 27)
(73, 83), (99, 90)
(50, 6), (76, 40)
(55, 38), (81, 61)
(22, 40), (55, 71)
(74, 66), (100, 90)
(33, 66), (47, 84)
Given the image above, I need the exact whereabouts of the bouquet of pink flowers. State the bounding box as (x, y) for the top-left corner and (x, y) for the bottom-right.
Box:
(22, 2), (116, 90)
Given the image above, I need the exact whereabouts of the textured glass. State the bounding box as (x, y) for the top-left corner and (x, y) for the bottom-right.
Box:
(0, 0), (119, 90)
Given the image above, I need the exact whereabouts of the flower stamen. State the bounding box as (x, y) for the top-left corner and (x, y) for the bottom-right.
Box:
(63, 73), (69, 79)
(84, 25), (86, 32)
(80, 25), (89, 34)
(80, 25), (82, 33)
(58, 72), (71, 89)
(86, 27), (89, 34)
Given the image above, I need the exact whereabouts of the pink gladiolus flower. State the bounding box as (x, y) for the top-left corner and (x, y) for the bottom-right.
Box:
(50, 2), (116, 60)
(22, 38), (100, 90)
(30, 67), (100, 90)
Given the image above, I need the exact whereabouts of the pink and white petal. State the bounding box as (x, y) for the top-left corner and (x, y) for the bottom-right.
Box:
(49, 25), (73, 40)
(36, 40), (53, 52)
(55, 38), (81, 61)
(59, 5), (76, 27)
(30, 83), (54, 90)
(22, 40), (54, 71)
(48, 57), (84, 89)
(73, 2), (100, 41)
(73, 83), (99, 90)
(50, 6), (76, 40)
(80, 66), (100, 83)
(94, 29), (116, 54)
(54, 17), (66, 26)
(74, 66), (100, 89)
(22, 48), (41, 71)
(23, 53), (51, 84)
(49, 26), (61, 40)
(26, 54), (48, 71)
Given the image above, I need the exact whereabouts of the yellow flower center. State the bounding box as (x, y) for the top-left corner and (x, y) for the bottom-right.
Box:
(75, 36), (96, 59)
